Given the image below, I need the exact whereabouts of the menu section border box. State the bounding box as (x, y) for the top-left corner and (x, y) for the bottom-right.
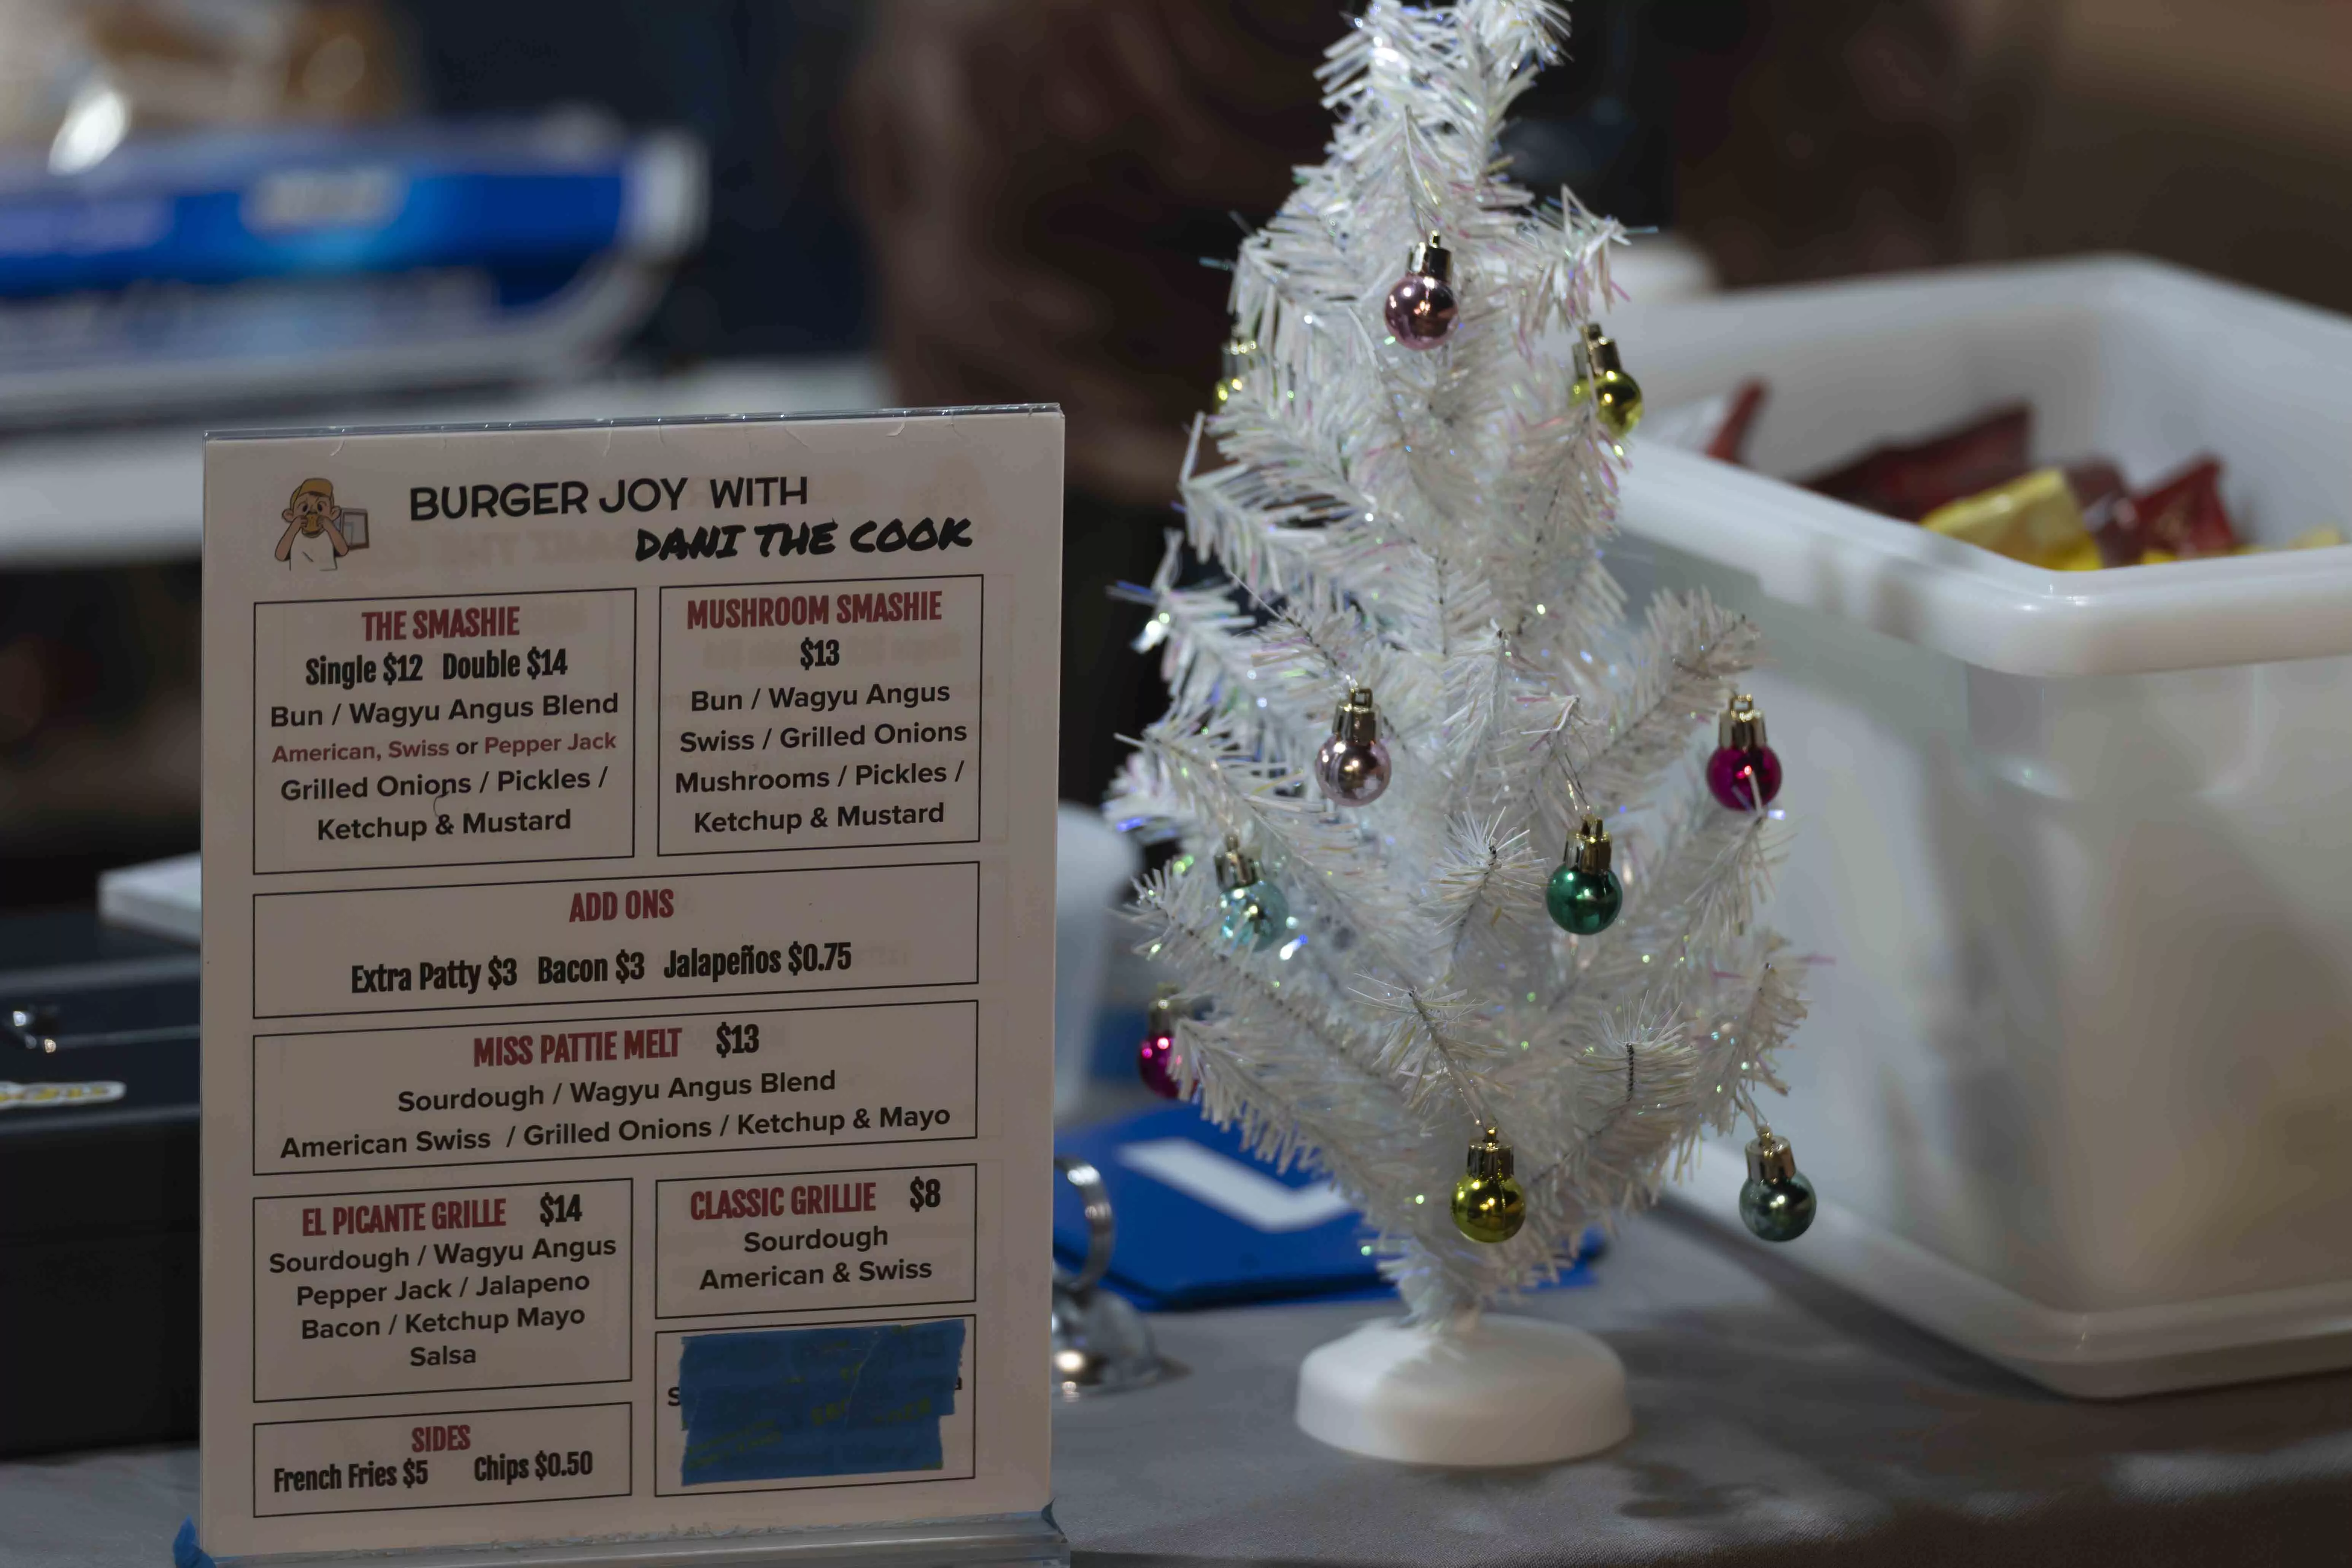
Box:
(251, 588), (641, 876)
(651, 1314), (979, 1498)
(652, 1162), (982, 1321)
(252, 1402), (633, 1517)
(655, 575), (984, 858)
(249, 999), (983, 1177)
(250, 861), (982, 1020)
(252, 1177), (634, 1404)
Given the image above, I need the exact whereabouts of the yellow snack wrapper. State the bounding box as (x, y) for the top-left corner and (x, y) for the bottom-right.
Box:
(2230, 527), (2342, 558)
(1921, 467), (2095, 569)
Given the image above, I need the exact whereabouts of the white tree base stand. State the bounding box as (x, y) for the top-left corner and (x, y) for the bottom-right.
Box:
(1294, 1314), (1631, 1466)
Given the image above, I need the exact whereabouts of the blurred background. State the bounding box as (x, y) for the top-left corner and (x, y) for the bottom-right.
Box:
(2, 0), (2348, 908)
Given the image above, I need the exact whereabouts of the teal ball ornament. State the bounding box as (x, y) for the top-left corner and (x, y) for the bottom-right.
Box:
(1738, 1130), (1817, 1243)
(1220, 878), (1289, 952)
(1211, 835), (1289, 952)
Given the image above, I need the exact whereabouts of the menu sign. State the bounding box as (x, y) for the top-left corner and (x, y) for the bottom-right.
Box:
(201, 408), (1061, 1556)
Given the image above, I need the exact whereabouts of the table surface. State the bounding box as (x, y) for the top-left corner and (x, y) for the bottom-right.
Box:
(7, 1206), (2350, 1568)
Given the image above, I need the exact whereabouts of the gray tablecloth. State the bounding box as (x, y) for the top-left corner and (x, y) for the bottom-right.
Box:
(8, 1209), (2350, 1567)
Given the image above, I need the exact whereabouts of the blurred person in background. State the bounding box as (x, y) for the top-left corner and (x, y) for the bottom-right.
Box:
(845, 1), (1339, 803)
(3, 0), (2344, 900)
(842, 0), (1966, 803)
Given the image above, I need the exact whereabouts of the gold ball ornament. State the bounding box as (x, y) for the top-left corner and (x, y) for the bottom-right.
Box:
(1572, 323), (1643, 439)
(1449, 1124), (1526, 1244)
(1214, 334), (1256, 410)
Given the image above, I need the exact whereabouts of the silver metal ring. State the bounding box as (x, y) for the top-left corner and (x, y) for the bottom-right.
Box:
(1053, 1155), (1116, 1295)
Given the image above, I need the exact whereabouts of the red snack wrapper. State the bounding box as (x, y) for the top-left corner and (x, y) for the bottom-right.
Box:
(1804, 404), (2034, 521)
(2065, 459), (2145, 566)
(2133, 457), (2239, 558)
(1705, 380), (1769, 465)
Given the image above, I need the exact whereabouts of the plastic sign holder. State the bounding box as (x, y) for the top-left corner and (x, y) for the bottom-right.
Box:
(199, 407), (1063, 1565)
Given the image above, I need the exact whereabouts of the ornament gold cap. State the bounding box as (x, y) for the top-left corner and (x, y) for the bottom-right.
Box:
(1719, 693), (1767, 750)
(1408, 232), (1453, 284)
(1745, 1127), (1797, 1184)
(1465, 1123), (1514, 1181)
(1569, 814), (1612, 875)
(1212, 834), (1260, 891)
(1583, 322), (1626, 375)
(1333, 685), (1380, 747)
(1146, 987), (1178, 1039)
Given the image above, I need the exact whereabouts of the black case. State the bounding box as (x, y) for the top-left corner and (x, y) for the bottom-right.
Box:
(0, 912), (199, 1456)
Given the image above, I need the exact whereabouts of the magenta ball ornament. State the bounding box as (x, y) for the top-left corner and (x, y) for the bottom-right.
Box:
(1137, 995), (1183, 1099)
(1137, 1031), (1181, 1099)
(1707, 693), (1783, 811)
(1706, 745), (1782, 811)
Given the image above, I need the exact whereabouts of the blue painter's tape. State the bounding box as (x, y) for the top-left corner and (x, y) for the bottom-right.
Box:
(172, 1519), (216, 1568)
(678, 1320), (966, 1486)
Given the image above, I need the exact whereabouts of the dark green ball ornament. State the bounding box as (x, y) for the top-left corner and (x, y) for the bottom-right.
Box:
(1546, 815), (1622, 935)
(1738, 1128), (1816, 1243)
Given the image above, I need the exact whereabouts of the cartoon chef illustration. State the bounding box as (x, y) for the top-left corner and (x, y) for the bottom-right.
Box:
(273, 477), (352, 571)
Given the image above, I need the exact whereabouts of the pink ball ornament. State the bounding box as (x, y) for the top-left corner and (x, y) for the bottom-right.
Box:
(1384, 233), (1457, 350)
(1315, 686), (1391, 806)
(1315, 735), (1391, 807)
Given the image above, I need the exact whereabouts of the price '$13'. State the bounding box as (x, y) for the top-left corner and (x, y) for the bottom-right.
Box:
(800, 636), (841, 670)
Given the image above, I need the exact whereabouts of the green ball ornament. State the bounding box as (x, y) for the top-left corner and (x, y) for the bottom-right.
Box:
(1546, 864), (1621, 935)
(1546, 815), (1622, 935)
(1738, 1130), (1816, 1243)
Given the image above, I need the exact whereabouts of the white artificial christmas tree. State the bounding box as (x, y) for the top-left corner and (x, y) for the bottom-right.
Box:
(1106, 0), (1815, 1463)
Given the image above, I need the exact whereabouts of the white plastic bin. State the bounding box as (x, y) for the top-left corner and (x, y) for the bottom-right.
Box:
(1604, 257), (2352, 1396)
